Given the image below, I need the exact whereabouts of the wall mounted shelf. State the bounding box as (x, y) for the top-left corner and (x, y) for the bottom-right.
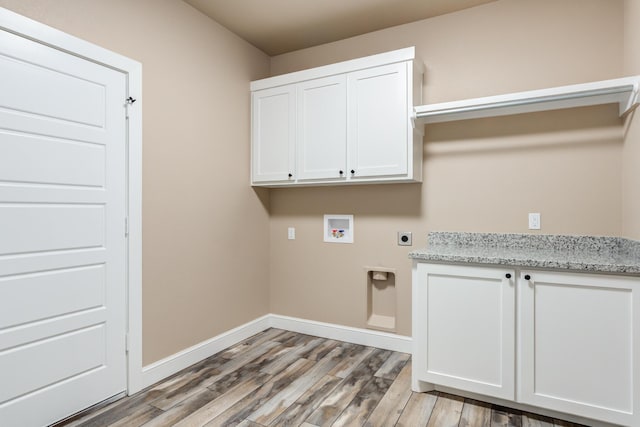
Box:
(413, 76), (640, 124)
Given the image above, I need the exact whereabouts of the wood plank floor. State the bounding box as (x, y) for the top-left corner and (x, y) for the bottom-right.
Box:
(57, 329), (589, 427)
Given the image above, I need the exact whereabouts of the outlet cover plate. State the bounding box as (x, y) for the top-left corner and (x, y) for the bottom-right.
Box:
(398, 232), (412, 246)
(528, 213), (541, 230)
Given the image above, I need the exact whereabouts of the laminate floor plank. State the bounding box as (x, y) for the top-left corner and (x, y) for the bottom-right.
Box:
(141, 389), (218, 427)
(70, 387), (171, 427)
(106, 405), (163, 427)
(218, 328), (288, 359)
(522, 413), (555, 427)
(396, 391), (438, 427)
(207, 339), (306, 399)
(373, 351), (410, 380)
(56, 329), (592, 427)
(304, 348), (391, 426)
(236, 421), (265, 427)
(365, 361), (413, 427)
(491, 406), (522, 427)
(248, 346), (347, 425)
(426, 392), (465, 427)
(331, 376), (392, 427)
(268, 374), (342, 427)
(149, 365), (221, 411)
(460, 399), (492, 427)
(203, 358), (316, 427)
(69, 352), (227, 426)
(326, 345), (375, 379)
(259, 336), (325, 375)
(200, 340), (280, 388)
(173, 370), (275, 427)
(304, 338), (340, 362)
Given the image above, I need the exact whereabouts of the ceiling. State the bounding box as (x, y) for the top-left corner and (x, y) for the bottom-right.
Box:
(183, 0), (498, 56)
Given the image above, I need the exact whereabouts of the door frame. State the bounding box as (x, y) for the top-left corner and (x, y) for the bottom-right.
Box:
(0, 8), (145, 394)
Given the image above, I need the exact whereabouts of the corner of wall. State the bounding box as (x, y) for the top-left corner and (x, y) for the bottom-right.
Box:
(622, 0), (640, 240)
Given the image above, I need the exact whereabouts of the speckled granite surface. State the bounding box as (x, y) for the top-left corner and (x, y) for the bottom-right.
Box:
(409, 232), (640, 274)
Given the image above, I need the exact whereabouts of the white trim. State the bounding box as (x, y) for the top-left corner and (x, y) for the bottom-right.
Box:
(268, 314), (412, 353)
(139, 315), (271, 390)
(125, 69), (143, 394)
(250, 47), (416, 91)
(0, 7), (144, 395)
(138, 313), (412, 390)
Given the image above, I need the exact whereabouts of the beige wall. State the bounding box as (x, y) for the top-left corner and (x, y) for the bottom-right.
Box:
(623, 0), (640, 239)
(269, 0), (626, 336)
(0, 0), (271, 364)
(0, 0), (631, 361)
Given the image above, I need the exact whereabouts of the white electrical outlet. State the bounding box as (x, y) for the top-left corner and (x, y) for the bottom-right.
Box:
(287, 227), (295, 240)
(528, 213), (541, 230)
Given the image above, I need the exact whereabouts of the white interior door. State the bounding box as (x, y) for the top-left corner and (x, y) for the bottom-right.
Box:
(0, 28), (127, 427)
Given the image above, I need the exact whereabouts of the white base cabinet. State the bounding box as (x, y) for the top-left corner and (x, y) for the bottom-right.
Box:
(412, 263), (516, 400)
(413, 262), (640, 427)
(519, 270), (639, 427)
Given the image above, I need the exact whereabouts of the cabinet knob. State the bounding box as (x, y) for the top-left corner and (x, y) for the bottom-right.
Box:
(339, 170), (344, 175)
(350, 169), (355, 174)
(505, 273), (511, 279)
(524, 274), (531, 280)
(288, 173), (293, 178)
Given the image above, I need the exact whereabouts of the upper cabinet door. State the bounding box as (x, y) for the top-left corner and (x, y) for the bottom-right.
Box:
(347, 62), (408, 178)
(252, 85), (296, 183)
(297, 75), (347, 181)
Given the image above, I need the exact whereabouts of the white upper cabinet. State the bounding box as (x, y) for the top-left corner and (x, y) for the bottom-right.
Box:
(297, 75), (347, 181)
(250, 47), (423, 187)
(348, 62), (408, 179)
(251, 85), (295, 183)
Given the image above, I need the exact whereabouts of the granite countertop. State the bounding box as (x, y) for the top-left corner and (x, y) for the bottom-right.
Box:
(409, 232), (640, 274)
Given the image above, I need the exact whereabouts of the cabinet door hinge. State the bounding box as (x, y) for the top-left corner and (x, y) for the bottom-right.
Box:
(125, 333), (130, 353)
(125, 217), (129, 238)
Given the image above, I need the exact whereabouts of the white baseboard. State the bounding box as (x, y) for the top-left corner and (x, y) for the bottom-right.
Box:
(268, 314), (412, 353)
(137, 313), (412, 392)
(139, 314), (271, 391)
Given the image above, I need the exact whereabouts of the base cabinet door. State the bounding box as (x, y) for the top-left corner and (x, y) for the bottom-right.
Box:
(519, 270), (640, 426)
(413, 263), (516, 400)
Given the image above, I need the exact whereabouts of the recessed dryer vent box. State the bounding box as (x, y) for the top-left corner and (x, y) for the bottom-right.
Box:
(324, 214), (354, 243)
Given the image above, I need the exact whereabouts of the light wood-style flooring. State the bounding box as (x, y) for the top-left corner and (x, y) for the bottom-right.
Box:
(58, 329), (589, 427)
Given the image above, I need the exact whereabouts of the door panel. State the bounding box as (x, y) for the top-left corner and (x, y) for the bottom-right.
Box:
(1, 325), (106, 403)
(519, 270), (638, 426)
(0, 132), (105, 187)
(297, 75), (347, 181)
(0, 27), (127, 427)
(0, 204), (105, 254)
(252, 85), (296, 183)
(414, 263), (515, 400)
(0, 265), (105, 328)
(347, 62), (408, 178)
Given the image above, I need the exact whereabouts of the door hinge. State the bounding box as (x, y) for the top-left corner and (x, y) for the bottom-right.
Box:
(125, 96), (136, 118)
(125, 217), (129, 238)
(125, 333), (130, 353)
